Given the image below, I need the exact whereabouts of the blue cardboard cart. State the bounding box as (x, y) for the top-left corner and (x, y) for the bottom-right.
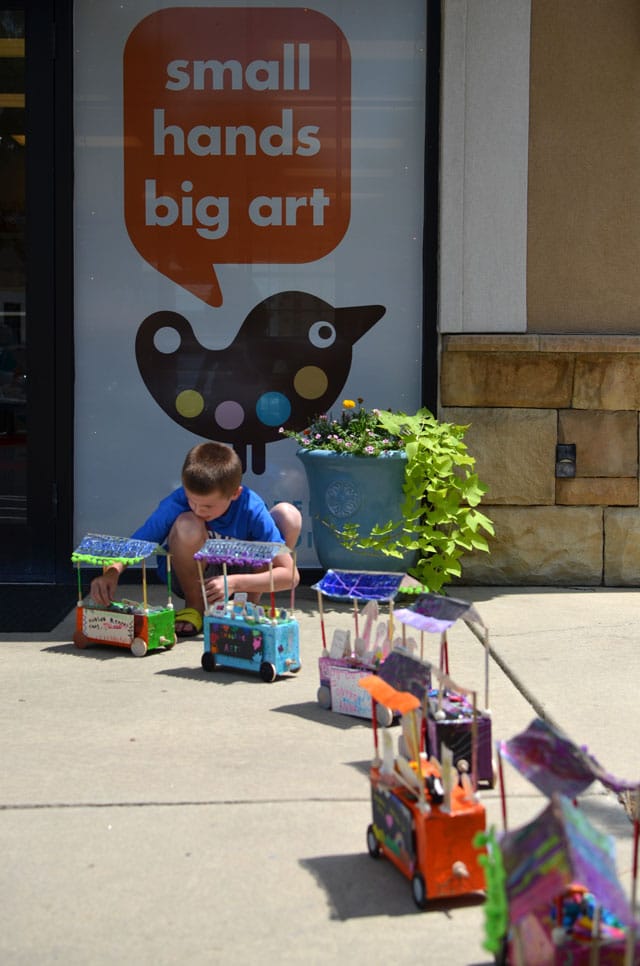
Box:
(197, 538), (300, 682)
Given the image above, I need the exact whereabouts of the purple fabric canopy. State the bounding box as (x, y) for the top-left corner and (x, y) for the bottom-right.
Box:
(499, 717), (640, 799)
(394, 591), (485, 633)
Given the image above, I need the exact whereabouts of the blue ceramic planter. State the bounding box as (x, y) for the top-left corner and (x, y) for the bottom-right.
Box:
(297, 448), (418, 572)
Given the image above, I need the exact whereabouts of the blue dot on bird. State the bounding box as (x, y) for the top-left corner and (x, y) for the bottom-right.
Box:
(256, 391), (291, 427)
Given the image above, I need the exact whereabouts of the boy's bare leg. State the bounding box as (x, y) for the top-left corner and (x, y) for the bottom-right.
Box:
(271, 502), (302, 551)
(247, 502), (302, 604)
(168, 511), (208, 631)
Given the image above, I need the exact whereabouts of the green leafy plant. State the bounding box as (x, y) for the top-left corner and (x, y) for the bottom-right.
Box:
(283, 401), (494, 592)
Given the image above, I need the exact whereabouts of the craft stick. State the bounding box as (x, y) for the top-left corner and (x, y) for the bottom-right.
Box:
(76, 565), (82, 605)
(471, 690), (478, 791)
(498, 750), (508, 830)
(317, 589), (327, 653)
(589, 905), (601, 966)
(290, 549), (296, 612)
(353, 598), (359, 639)
(142, 559), (148, 612)
(166, 554), (173, 607)
(624, 820), (640, 966)
(223, 562), (229, 605)
(269, 562), (275, 618)
(440, 632), (449, 673)
(196, 559), (208, 615)
(484, 627), (490, 710)
(371, 699), (379, 761)
(420, 629), (424, 661)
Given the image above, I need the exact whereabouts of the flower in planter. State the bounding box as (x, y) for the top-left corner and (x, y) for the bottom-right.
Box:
(280, 398), (401, 456)
(281, 399), (494, 591)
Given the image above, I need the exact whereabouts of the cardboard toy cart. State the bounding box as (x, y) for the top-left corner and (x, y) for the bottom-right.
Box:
(71, 533), (176, 656)
(197, 538), (300, 682)
(394, 591), (495, 787)
(312, 570), (430, 727)
(360, 671), (487, 909)
(479, 718), (640, 965)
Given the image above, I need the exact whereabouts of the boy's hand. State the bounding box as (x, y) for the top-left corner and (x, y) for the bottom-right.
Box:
(204, 574), (228, 604)
(90, 566), (122, 607)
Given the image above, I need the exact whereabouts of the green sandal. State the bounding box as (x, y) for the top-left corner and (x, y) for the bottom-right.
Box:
(174, 607), (203, 638)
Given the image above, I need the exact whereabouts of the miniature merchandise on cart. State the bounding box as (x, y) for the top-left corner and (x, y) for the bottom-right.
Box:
(71, 533), (176, 657)
(359, 669), (487, 909)
(476, 717), (640, 965)
(197, 538), (300, 682)
(393, 591), (495, 787)
(312, 570), (431, 727)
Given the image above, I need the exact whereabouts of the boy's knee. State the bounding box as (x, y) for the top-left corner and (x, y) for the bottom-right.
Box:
(169, 510), (208, 549)
(271, 502), (302, 549)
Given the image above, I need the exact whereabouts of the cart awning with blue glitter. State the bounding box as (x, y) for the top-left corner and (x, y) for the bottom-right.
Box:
(193, 538), (290, 567)
(312, 570), (408, 602)
(71, 533), (167, 566)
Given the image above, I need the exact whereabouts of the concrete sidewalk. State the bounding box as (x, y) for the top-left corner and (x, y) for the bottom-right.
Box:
(1, 584), (639, 965)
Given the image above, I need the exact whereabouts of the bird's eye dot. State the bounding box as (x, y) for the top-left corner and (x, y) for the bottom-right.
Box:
(309, 320), (336, 348)
(153, 327), (181, 354)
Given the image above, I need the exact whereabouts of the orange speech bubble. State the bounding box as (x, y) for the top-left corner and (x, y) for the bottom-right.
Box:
(123, 7), (351, 307)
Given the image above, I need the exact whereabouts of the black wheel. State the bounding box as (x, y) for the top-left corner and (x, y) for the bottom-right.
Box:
(411, 872), (428, 910)
(366, 824), (380, 858)
(259, 661), (277, 683)
(201, 651), (216, 672)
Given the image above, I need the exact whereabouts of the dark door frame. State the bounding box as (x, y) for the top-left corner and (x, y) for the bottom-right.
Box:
(0, 0), (73, 583)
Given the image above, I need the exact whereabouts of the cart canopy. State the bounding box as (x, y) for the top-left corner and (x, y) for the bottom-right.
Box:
(394, 591), (485, 633)
(500, 792), (636, 928)
(312, 570), (407, 601)
(71, 533), (166, 566)
(194, 538), (289, 567)
(499, 717), (640, 799)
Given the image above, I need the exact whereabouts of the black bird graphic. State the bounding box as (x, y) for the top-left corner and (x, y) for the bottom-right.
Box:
(135, 290), (386, 473)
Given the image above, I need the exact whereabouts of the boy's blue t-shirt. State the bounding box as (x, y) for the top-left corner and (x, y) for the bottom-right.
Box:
(132, 485), (284, 581)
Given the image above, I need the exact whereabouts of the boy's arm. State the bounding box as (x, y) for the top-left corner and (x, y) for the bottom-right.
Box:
(206, 550), (299, 603)
(90, 561), (126, 606)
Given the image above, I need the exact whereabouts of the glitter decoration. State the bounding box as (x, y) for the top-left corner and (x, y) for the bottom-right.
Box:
(71, 533), (166, 566)
(312, 569), (406, 601)
(194, 538), (290, 567)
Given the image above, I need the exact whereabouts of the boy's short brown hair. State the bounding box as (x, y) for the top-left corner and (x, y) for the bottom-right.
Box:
(181, 442), (243, 497)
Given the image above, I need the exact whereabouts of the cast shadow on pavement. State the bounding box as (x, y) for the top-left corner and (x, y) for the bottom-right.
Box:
(272, 700), (382, 730)
(155, 665), (306, 686)
(300, 850), (487, 923)
(42, 641), (173, 661)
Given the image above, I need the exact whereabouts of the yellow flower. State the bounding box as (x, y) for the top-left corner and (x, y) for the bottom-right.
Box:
(343, 399), (356, 409)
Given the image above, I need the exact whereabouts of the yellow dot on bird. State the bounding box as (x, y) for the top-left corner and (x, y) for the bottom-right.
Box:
(175, 390), (204, 418)
(294, 366), (328, 400)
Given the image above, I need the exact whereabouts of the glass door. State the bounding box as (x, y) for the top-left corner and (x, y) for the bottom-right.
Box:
(0, 0), (73, 583)
(0, 10), (26, 536)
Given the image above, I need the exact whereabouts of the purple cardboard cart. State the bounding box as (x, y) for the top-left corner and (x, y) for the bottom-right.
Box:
(394, 592), (495, 787)
(313, 570), (412, 727)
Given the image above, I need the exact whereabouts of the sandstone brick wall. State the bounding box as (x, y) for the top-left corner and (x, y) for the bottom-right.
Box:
(440, 335), (640, 585)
